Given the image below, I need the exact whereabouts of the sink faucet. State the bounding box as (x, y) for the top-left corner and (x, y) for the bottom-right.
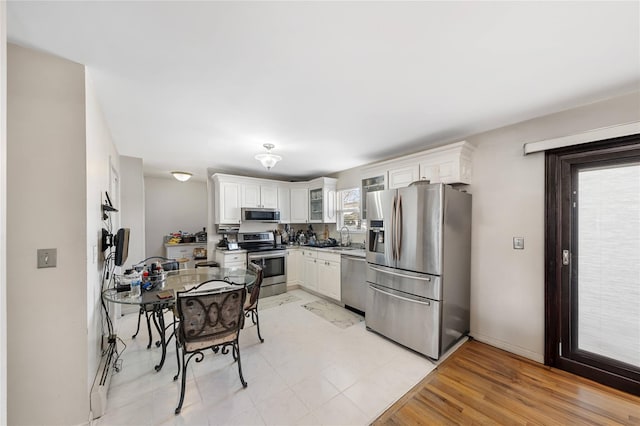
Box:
(340, 226), (351, 247)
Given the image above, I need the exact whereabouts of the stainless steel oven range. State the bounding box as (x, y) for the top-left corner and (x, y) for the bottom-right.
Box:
(239, 232), (287, 298)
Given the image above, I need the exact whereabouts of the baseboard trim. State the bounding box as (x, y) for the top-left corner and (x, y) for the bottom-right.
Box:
(470, 333), (544, 363)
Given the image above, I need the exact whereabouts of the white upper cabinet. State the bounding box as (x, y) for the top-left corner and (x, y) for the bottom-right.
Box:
(290, 184), (309, 223)
(241, 182), (278, 208)
(277, 184), (291, 223)
(308, 177), (337, 223)
(359, 141), (475, 191)
(388, 164), (420, 189)
(417, 142), (474, 184)
(213, 176), (241, 224)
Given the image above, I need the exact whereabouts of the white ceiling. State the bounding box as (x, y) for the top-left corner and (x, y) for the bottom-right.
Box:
(7, 1), (640, 181)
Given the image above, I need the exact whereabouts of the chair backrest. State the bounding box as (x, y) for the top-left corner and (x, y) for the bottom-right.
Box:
(246, 262), (264, 308)
(176, 282), (247, 348)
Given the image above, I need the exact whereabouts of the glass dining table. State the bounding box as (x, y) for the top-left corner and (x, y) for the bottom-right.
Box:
(102, 267), (257, 372)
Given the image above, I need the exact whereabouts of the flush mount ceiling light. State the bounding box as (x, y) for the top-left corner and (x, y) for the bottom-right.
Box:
(171, 171), (192, 182)
(255, 143), (282, 170)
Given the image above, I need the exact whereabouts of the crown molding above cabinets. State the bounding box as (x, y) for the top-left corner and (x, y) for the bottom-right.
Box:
(361, 141), (475, 190)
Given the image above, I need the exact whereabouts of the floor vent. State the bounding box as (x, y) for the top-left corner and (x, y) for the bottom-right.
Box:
(91, 341), (116, 419)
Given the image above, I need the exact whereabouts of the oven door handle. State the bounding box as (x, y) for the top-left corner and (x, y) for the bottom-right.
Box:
(247, 252), (287, 260)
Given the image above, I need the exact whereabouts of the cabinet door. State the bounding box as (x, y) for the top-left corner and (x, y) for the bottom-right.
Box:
(278, 185), (291, 223)
(303, 256), (318, 291)
(323, 186), (337, 223)
(261, 185), (278, 209)
(241, 183), (261, 208)
(318, 260), (341, 301)
(309, 188), (323, 222)
(388, 165), (419, 189)
(418, 162), (440, 183)
(286, 250), (301, 285)
(290, 187), (309, 223)
(219, 182), (241, 224)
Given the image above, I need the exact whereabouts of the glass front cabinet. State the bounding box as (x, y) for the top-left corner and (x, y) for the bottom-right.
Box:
(308, 177), (337, 223)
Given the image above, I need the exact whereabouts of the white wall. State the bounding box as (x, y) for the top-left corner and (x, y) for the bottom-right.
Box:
(466, 91), (640, 362)
(332, 91), (640, 363)
(120, 156), (145, 270)
(7, 44), (89, 425)
(85, 71), (120, 404)
(144, 177), (207, 259)
(0, 2), (7, 424)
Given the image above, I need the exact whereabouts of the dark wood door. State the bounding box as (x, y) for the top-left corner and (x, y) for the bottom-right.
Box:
(545, 134), (640, 395)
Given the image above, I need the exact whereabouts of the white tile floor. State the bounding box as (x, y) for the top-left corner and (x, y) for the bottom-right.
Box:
(94, 289), (436, 426)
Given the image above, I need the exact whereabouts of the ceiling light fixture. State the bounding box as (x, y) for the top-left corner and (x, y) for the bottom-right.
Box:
(255, 143), (282, 170)
(171, 171), (192, 182)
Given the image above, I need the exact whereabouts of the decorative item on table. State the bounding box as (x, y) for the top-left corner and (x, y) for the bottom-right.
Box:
(142, 262), (166, 291)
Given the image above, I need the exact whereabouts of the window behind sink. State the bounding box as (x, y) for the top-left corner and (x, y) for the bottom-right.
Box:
(337, 188), (365, 233)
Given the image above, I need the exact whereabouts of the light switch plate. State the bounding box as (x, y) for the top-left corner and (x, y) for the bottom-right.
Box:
(513, 237), (525, 250)
(37, 248), (57, 268)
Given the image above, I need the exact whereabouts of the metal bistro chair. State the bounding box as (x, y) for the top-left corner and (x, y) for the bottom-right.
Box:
(244, 262), (265, 343)
(173, 280), (248, 415)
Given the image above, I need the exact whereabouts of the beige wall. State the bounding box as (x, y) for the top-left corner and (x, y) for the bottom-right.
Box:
(144, 177), (207, 259)
(7, 44), (89, 425)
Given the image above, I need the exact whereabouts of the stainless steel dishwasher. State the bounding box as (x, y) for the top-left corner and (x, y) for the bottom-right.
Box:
(341, 254), (367, 314)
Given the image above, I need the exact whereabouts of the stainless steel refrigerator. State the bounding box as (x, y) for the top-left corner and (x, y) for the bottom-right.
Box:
(365, 182), (471, 359)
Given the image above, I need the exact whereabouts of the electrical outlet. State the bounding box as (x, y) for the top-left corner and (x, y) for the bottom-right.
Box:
(513, 237), (525, 250)
(37, 248), (57, 268)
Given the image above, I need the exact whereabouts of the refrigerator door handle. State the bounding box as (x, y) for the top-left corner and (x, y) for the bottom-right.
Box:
(393, 195), (400, 260)
(391, 195), (397, 261)
(370, 284), (431, 306)
(369, 266), (432, 281)
(397, 195), (403, 260)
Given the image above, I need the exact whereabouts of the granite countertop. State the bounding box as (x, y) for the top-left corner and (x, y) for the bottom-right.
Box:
(164, 242), (207, 247)
(286, 245), (366, 257)
(215, 248), (247, 253)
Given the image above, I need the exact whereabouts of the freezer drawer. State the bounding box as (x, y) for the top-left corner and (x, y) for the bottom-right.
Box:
(365, 283), (441, 359)
(366, 263), (441, 300)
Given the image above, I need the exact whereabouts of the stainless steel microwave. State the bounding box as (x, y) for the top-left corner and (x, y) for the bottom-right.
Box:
(241, 208), (280, 223)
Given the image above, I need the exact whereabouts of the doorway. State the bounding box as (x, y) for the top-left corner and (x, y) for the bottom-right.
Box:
(545, 134), (640, 395)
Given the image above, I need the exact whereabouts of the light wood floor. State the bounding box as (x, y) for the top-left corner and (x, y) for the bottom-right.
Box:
(374, 340), (640, 425)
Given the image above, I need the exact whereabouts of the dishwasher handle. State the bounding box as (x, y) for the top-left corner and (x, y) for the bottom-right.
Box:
(342, 255), (366, 262)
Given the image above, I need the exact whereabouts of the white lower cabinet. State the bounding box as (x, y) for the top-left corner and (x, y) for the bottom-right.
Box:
(317, 252), (341, 301)
(286, 249), (302, 286)
(295, 248), (340, 301)
(302, 250), (318, 292)
(165, 243), (207, 269)
(214, 250), (247, 269)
